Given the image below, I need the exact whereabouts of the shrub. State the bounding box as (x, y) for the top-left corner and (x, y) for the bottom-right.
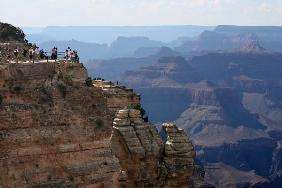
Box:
(85, 77), (93, 87)
(95, 119), (104, 129)
(13, 85), (23, 94)
(68, 176), (74, 182)
(0, 22), (25, 42)
(6, 80), (24, 94)
(38, 86), (52, 103)
(58, 83), (67, 98)
(64, 74), (73, 85)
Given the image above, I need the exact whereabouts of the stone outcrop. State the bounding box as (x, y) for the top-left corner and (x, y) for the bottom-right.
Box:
(111, 109), (198, 187)
(111, 109), (162, 186)
(93, 80), (140, 114)
(161, 123), (196, 187)
(0, 62), (198, 187)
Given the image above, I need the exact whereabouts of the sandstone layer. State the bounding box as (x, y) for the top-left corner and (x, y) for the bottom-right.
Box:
(0, 62), (199, 187)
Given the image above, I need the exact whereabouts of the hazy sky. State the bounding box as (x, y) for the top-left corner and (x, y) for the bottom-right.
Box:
(0, 0), (281, 26)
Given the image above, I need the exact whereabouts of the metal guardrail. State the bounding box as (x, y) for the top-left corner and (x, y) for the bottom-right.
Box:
(0, 43), (80, 63)
(38, 51), (79, 62)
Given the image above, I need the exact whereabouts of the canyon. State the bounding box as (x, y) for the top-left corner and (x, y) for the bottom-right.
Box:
(0, 60), (205, 187)
(122, 53), (282, 187)
(2, 21), (282, 187)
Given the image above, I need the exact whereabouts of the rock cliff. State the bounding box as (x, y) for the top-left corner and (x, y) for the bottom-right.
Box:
(0, 62), (200, 187)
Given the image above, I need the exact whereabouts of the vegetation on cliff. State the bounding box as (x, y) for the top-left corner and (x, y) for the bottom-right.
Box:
(0, 22), (26, 42)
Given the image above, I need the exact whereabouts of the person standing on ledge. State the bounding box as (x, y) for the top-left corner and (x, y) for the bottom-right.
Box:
(74, 50), (79, 63)
(35, 47), (40, 60)
(65, 49), (69, 60)
(29, 48), (34, 63)
(13, 48), (19, 63)
(22, 49), (27, 59)
(55, 47), (58, 61)
(51, 47), (56, 60)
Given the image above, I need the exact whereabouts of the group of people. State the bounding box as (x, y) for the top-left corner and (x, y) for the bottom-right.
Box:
(64, 47), (79, 62)
(9, 46), (80, 63)
(12, 47), (37, 63)
(50, 46), (79, 62)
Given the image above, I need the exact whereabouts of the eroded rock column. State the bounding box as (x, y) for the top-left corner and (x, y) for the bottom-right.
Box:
(111, 109), (197, 187)
(161, 123), (196, 187)
(111, 109), (163, 187)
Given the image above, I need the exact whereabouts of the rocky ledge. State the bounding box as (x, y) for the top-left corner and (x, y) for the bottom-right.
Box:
(0, 62), (203, 187)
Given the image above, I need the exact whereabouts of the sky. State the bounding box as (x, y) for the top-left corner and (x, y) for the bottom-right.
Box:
(0, 0), (282, 27)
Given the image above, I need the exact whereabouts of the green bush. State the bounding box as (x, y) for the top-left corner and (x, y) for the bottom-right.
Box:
(13, 85), (23, 94)
(58, 83), (67, 98)
(95, 119), (104, 129)
(38, 85), (52, 103)
(0, 22), (25, 42)
(64, 74), (73, 85)
(85, 77), (93, 87)
(68, 176), (74, 182)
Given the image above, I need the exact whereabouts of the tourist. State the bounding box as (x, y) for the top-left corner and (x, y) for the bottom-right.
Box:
(65, 49), (69, 60)
(51, 47), (57, 60)
(74, 50), (79, 63)
(22, 49), (27, 58)
(35, 47), (40, 58)
(32, 48), (36, 63)
(13, 48), (19, 63)
(70, 50), (75, 61)
(51, 48), (54, 60)
(67, 48), (72, 61)
(29, 48), (34, 63)
(55, 47), (58, 60)
(7, 49), (11, 60)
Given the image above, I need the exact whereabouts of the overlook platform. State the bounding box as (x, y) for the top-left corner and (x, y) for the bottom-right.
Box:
(0, 61), (87, 84)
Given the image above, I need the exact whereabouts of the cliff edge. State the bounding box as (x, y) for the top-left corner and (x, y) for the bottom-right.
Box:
(0, 62), (203, 187)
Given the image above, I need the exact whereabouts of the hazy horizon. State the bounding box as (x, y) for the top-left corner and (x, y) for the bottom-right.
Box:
(22, 24), (282, 28)
(1, 0), (282, 27)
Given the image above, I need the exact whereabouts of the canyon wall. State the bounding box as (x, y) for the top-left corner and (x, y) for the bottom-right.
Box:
(0, 62), (201, 187)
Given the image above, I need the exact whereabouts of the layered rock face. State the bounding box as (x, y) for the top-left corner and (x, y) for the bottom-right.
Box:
(0, 63), (119, 187)
(161, 123), (196, 187)
(123, 56), (200, 88)
(93, 80), (140, 115)
(111, 109), (198, 187)
(111, 109), (162, 186)
(0, 62), (198, 187)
